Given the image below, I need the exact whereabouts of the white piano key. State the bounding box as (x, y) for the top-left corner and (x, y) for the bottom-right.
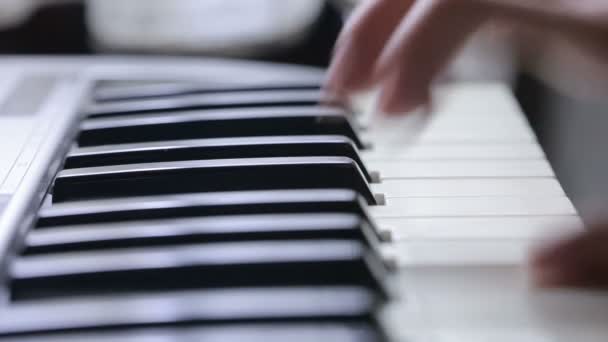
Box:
(372, 178), (565, 198)
(363, 124), (536, 145)
(384, 265), (608, 341)
(361, 84), (537, 145)
(423, 118), (533, 135)
(376, 216), (584, 240)
(362, 143), (545, 160)
(430, 331), (608, 342)
(369, 160), (555, 179)
(432, 83), (529, 122)
(429, 100), (530, 121)
(418, 124), (534, 143)
(369, 197), (577, 218)
(381, 239), (534, 266)
(361, 84), (600, 340)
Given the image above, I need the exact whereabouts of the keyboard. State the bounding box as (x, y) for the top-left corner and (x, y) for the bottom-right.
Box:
(0, 56), (606, 341)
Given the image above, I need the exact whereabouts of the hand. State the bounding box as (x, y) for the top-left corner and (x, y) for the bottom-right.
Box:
(531, 223), (608, 289)
(325, 0), (608, 114)
(327, 0), (608, 290)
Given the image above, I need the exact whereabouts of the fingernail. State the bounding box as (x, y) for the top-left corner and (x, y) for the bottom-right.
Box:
(322, 72), (349, 106)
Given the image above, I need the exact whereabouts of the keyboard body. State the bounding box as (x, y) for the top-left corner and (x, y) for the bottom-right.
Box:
(0, 56), (606, 341)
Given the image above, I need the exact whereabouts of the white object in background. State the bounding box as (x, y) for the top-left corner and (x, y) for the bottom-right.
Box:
(86, 0), (324, 56)
(0, 0), (37, 28)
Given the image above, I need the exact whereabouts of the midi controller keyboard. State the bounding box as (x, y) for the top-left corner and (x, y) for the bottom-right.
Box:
(0, 56), (605, 341)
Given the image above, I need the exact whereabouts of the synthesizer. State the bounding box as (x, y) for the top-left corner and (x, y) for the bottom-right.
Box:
(0, 56), (606, 341)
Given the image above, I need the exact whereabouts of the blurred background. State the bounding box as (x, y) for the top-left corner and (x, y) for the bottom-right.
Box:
(1, 0), (606, 221)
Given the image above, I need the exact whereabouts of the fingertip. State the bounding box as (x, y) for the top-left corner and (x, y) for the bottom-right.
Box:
(321, 77), (345, 105)
(321, 68), (353, 109)
(529, 243), (556, 268)
(530, 265), (570, 289)
(378, 93), (427, 115)
(324, 46), (349, 92)
(527, 234), (594, 288)
(530, 232), (589, 268)
(528, 247), (570, 286)
(529, 246), (577, 288)
(319, 88), (345, 108)
(377, 75), (429, 115)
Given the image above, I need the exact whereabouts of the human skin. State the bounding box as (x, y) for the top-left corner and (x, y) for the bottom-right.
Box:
(325, 0), (608, 113)
(325, 0), (608, 289)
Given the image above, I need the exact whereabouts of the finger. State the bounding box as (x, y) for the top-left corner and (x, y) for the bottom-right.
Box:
(481, 0), (608, 34)
(377, 62), (430, 115)
(372, 0), (608, 114)
(531, 227), (608, 288)
(531, 223), (608, 267)
(373, 0), (491, 113)
(325, 0), (414, 97)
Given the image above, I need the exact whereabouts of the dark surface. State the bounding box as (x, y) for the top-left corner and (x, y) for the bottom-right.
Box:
(64, 136), (369, 179)
(1, 324), (383, 342)
(515, 74), (580, 208)
(0, 3), (89, 54)
(28, 213), (378, 254)
(11, 240), (386, 300)
(77, 106), (364, 148)
(0, 287), (382, 337)
(52, 157), (375, 204)
(84, 90), (332, 118)
(36, 190), (370, 227)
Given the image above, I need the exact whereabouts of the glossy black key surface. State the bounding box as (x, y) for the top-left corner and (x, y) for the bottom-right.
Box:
(93, 81), (322, 102)
(77, 106), (365, 148)
(37, 189), (371, 227)
(4, 323), (384, 342)
(85, 89), (335, 117)
(26, 214), (380, 254)
(1, 287), (381, 336)
(65, 135), (372, 180)
(11, 240), (388, 300)
(52, 157), (376, 204)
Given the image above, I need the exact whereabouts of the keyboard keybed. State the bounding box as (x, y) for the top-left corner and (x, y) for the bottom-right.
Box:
(0, 79), (583, 341)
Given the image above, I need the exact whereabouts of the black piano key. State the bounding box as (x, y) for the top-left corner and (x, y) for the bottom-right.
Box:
(65, 135), (373, 181)
(52, 157), (377, 204)
(11, 240), (388, 300)
(84, 89), (338, 118)
(1, 287), (382, 336)
(93, 81), (322, 102)
(37, 189), (372, 227)
(77, 106), (365, 149)
(4, 323), (384, 342)
(26, 214), (380, 255)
